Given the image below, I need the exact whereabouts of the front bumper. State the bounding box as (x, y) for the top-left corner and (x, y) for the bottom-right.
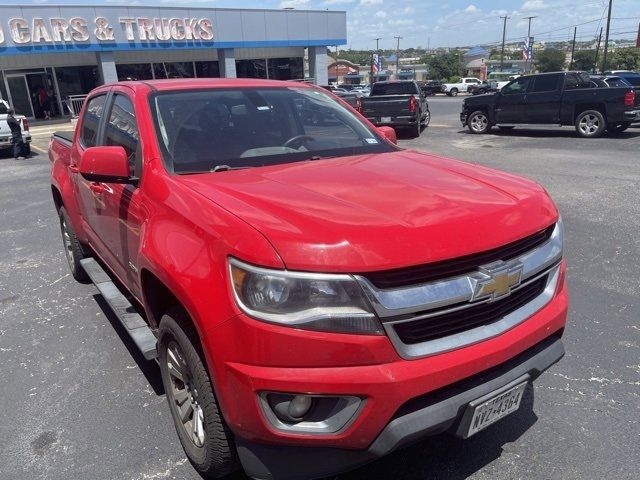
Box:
(460, 110), (469, 126)
(236, 334), (565, 480)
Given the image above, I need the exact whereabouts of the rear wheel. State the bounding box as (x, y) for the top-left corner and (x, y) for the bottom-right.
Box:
(421, 109), (431, 128)
(575, 110), (606, 138)
(449, 88), (459, 97)
(607, 122), (631, 134)
(58, 206), (88, 282)
(158, 309), (239, 479)
(467, 110), (491, 134)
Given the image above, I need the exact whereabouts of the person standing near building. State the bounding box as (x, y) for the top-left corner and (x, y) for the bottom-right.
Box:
(6, 108), (25, 159)
(44, 88), (54, 120)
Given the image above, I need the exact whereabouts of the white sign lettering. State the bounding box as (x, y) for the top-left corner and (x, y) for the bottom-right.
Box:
(0, 16), (214, 45)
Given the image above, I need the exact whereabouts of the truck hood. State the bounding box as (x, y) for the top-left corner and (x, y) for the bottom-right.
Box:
(178, 150), (557, 272)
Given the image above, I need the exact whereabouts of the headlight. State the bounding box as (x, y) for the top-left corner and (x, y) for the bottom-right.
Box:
(228, 258), (383, 335)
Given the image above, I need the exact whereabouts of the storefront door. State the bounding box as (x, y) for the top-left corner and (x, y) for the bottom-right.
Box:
(5, 74), (34, 118)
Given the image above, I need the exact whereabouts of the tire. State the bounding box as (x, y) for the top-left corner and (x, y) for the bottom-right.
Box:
(607, 122), (631, 134)
(413, 120), (421, 138)
(575, 110), (606, 138)
(158, 309), (239, 479)
(449, 88), (459, 97)
(422, 108), (431, 128)
(58, 206), (89, 282)
(478, 89), (487, 95)
(467, 110), (491, 134)
(498, 126), (515, 131)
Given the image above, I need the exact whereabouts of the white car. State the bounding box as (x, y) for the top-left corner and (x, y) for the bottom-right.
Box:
(441, 77), (482, 96)
(0, 99), (31, 155)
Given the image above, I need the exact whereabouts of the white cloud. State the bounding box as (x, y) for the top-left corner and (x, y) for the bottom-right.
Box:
(389, 18), (414, 26)
(279, 0), (309, 8)
(374, 10), (387, 18)
(464, 5), (479, 13)
(521, 0), (549, 11)
(359, 0), (383, 6)
(324, 0), (354, 4)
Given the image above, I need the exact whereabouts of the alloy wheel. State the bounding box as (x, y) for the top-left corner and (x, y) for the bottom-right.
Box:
(578, 114), (600, 136)
(470, 113), (488, 133)
(166, 341), (206, 448)
(60, 218), (75, 270)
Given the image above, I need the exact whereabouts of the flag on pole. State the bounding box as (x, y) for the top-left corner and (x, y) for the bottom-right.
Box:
(372, 54), (382, 73)
(522, 36), (534, 61)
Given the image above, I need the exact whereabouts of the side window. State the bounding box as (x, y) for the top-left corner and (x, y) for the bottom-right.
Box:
(531, 74), (562, 93)
(564, 73), (591, 90)
(105, 94), (139, 173)
(502, 77), (531, 95)
(80, 95), (106, 148)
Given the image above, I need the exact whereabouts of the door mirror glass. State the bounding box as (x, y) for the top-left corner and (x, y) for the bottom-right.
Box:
(79, 146), (131, 183)
(377, 126), (397, 145)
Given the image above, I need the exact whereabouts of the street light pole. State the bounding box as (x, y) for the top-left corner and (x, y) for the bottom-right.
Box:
(523, 16), (537, 73)
(394, 35), (402, 79)
(500, 16), (509, 72)
(569, 26), (577, 70)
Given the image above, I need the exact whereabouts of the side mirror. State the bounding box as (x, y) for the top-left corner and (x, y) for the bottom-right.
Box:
(377, 126), (397, 145)
(79, 146), (132, 183)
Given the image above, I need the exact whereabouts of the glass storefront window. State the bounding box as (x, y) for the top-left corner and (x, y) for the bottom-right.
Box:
(236, 59), (267, 79)
(55, 66), (100, 115)
(267, 57), (304, 81)
(116, 63), (153, 81)
(195, 61), (220, 78)
(153, 62), (195, 79)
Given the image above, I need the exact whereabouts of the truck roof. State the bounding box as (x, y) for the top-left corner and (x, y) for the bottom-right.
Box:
(102, 78), (314, 93)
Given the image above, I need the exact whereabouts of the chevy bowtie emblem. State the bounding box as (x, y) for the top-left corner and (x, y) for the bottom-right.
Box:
(471, 260), (524, 302)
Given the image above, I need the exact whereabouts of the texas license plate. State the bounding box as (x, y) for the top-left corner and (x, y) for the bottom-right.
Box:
(381, 116), (392, 123)
(464, 381), (527, 437)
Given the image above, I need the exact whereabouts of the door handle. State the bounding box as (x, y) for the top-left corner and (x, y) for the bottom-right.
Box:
(89, 183), (105, 195)
(69, 165), (79, 173)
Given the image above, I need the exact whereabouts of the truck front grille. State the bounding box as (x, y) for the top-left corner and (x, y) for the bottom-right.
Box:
(392, 274), (548, 345)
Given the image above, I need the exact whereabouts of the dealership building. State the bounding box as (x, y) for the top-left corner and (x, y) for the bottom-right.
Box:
(0, 5), (346, 119)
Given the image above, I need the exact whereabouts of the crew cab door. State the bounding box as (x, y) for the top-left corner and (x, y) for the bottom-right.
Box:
(495, 76), (531, 124)
(524, 73), (563, 123)
(97, 89), (145, 296)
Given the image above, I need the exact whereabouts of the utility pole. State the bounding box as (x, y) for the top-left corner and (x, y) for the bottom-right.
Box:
(523, 16), (537, 73)
(569, 26), (577, 70)
(394, 35), (402, 79)
(594, 27), (603, 73)
(601, 0), (613, 72)
(500, 16), (509, 72)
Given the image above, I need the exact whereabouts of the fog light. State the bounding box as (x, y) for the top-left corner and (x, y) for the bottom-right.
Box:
(260, 392), (363, 434)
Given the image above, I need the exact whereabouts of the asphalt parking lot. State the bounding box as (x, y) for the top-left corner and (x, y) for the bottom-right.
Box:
(1, 96), (638, 480)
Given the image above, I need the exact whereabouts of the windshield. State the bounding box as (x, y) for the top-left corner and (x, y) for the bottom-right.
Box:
(151, 87), (394, 173)
(371, 82), (418, 95)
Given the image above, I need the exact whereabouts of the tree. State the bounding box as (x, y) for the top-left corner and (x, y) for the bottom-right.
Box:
(609, 48), (640, 71)
(536, 48), (566, 72)
(572, 50), (596, 71)
(426, 52), (464, 80)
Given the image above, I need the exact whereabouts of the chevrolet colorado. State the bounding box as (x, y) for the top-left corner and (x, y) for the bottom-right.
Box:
(461, 71), (640, 137)
(50, 78), (568, 480)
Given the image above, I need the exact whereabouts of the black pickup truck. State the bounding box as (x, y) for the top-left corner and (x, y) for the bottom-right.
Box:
(359, 80), (430, 137)
(461, 71), (640, 138)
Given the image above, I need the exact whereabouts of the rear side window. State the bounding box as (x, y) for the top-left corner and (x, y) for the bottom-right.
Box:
(502, 77), (531, 95)
(371, 82), (418, 95)
(531, 74), (562, 93)
(105, 94), (139, 171)
(624, 76), (640, 86)
(80, 95), (106, 148)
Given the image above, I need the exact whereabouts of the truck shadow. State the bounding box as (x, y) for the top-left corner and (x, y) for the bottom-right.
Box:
(461, 128), (640, 139)
(93, 294), (165, 395)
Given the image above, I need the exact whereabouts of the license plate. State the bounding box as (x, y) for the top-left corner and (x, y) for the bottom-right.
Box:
(381, 116), (392, 123)
(464, 381), (527, 437)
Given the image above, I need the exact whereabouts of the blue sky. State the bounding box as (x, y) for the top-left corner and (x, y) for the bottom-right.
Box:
(2, 0), (639, 49)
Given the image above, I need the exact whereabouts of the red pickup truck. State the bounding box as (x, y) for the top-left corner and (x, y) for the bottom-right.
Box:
(49, 79), (567, 480)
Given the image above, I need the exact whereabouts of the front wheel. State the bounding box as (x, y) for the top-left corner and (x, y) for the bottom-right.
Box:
(607, 122), (631, 134)
(449, 88), (459, 97)
(575, 110), (605, 138)
(467, 110), (491, 134)
(159, 309), (239, 479)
